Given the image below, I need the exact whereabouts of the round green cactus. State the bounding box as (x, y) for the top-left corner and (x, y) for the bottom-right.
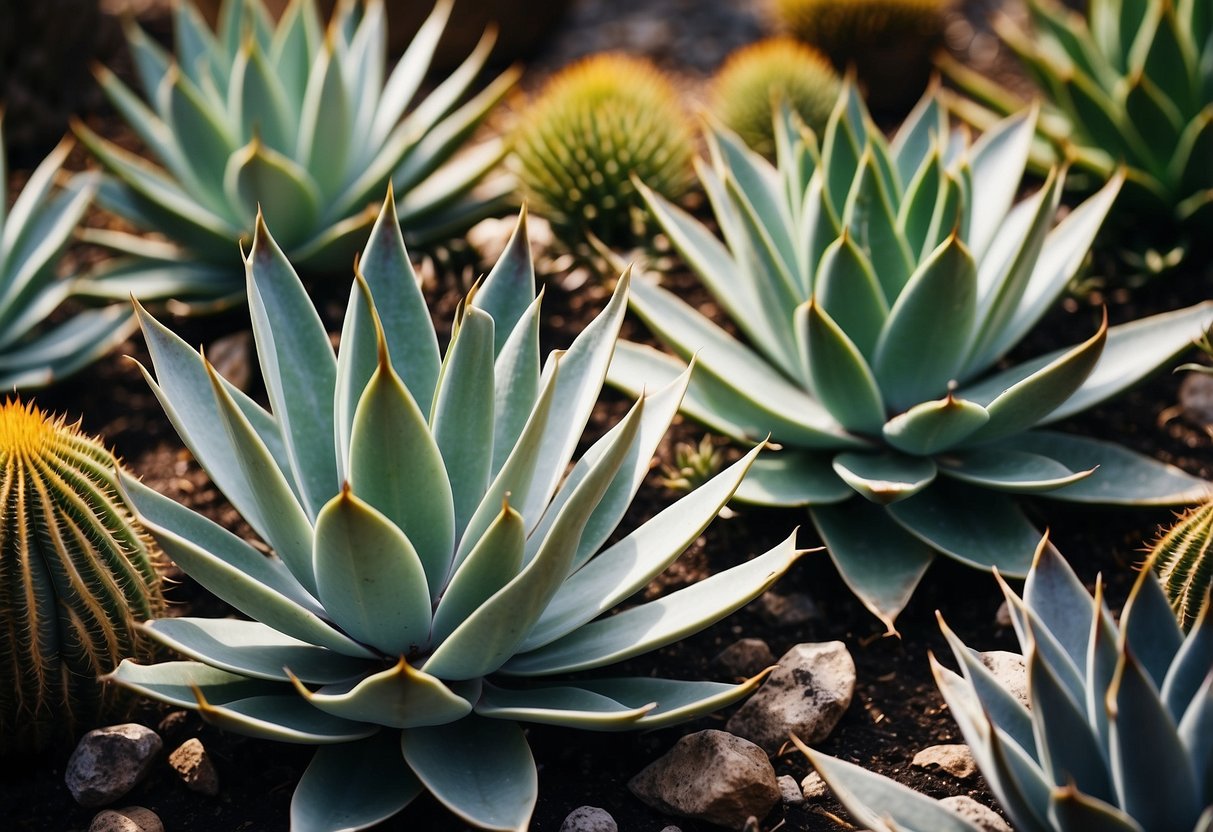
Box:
(1147, 499), (1213, 630)
(773, 0), (949, 110)
(0, 401), (163, 750)
(711, 37), (842, 158)
(510, 53), (695, 250)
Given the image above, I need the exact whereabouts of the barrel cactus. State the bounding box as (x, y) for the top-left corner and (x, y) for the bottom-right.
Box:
(1148, 499), (1213, 630)
(0, 400), (163, 751)
(510, 52), (695, 252)
(711, 37), (842, 159)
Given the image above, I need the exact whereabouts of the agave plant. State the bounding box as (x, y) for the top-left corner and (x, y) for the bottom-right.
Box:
(0, 116), (135, 389)
(107, 195), (806, 831)
(0, 399), (163, 750)
(1147, 499), (1213, 630)
(610, 83), (1213, 630)
(942, 0), (1213, 256)
(798, 539), (1213, 832)
(74, 0), (516, 309)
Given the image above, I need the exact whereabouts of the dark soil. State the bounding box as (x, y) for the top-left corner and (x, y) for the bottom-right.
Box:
(3, 1), (1212, 831)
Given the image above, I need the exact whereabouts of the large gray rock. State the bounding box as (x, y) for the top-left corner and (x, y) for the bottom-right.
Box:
(66, 724), (163, 808)
(912, 744), (978, 780)
(979, 651), (1029, 707)
(628, 730), (779, 830)
(726, 642), (856, 753)
(940, 796), (1013, 832)
(89, 806), (164, 832)
(559, 805), (617, 832)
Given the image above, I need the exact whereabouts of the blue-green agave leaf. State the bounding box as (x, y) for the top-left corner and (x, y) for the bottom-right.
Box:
(883, 394), (990, 456)
(371, 0), (451, 141)
(1163, 598), (1213, 720)
(1121, 567), (1185, 688)
(733, 450), (853, 506)
(193, 691), (378, 745)
(798, 301), (885, 434)
(230, 35), (293, 155)
(812, 231), (888, 359)
(289, 658), (472, 729)
(105, 659), (279, 709)
(966, 107), (1038, 257)
(1178, 671), (1213, 800)
(474, 683), (653, 730)
(296, 40), (351, 196)
(1087, 578), (1120, 755)
(1049, 786), (1145, 832)
(490, 291), (541, 477)
(1025, 540), (1099, 672)
(832, 451), (937, 505)
(472, 207), (535, 355)
(291, 733), (422, 832)
(937, 618), (1036, 753)
(225, 142), (320, 247)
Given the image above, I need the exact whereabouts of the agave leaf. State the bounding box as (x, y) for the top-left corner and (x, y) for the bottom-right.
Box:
(357, 192), (441, 415)
(1172, 110), (1213, 195)
(161, 68), (237, 211)
(343, 0), (387, 139)
(937, 619), (1037, 753)
(71, 259), (241, 304)
(1049, 786), (1145, 832)
(967, 107), (1037, 257)
(1142, 1), (1198, 113)
(523, 445), (763, 652)
(1163, 598), (1213, 720)
(888, 481), (1040, 574)
(873, 236), (977, 411)
(225, 141), (321, 244)
(821, 92), (862, 214)
(334, 276), (380, 484)
(402, 715), (536, 832)
(172, 0), (220, 89)
(832, 451), (937, 505)
(708, 127), (797, 267)
(194, 691), (378, 744)
(1087, 578), (1120, 755)
(501, 533), (805, 676)
(297, 40), (351, 196)
(229, 35), (293, 154)
(1121, 568), (1185, 687)
(246, 216), (338, 520)
(87, 171), (240, 255)
(122, 18), (174, 101)
(431, 305), (495, 535)
(733, 450), (853, 506)
(797, 744), (983, 832)
(1108, 651), (1202, 828)
(0, 309), (137, 389)
(289, 658), (472, 729)
(291, 733), (422, 832)
(1025, 639), (1115, 800)
(813, 232), (888, 359)
(424, 397), (642, 680)
(430, 500), (525, 645)
(813, 499), (935, 631)
(472, 207), (535, 355)
(475, 683), (652, 730)
(0, 186), (92, 319)
(348, 335), (455, 595)
(269, 0), (323, 111)
(898, 145), (944, 263)
(1123, 74), (1184, 178)
(490, 292), (541, 477)
(105, 659), (279, 709)
(121, 473), (376, 658)
(798, 301), (885, 433)
(371, 0), (452, 141)
(1177, 671), (1213, 799)
(1025, 540), (1098, 672)
(1004, 432), (1211, 505)
(313, 488), (431, 657)
(0, 135), (69, 259)
(88, 67), (184, 185)
(845, 148), (913, 301)
(143, 617), (371, 684)
(799, 173), (842, 293)
(883, 395), (990, 456)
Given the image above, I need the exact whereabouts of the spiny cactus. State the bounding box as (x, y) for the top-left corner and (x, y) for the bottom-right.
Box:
(710, 37), (842, 158)
(773, 0), (949, 110)
(0, 400), (162, 751)
(1147, 499), (1213, 630)
(510, 53), (695, 252)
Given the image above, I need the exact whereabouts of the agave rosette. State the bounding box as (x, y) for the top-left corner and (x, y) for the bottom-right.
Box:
(942, 0), (1213, 245)
(0, 117), (134, 388)
(107, 196), (805, 831)
(801, 540), (1213, 832)
(75, 0), (516, 309)
(610, 84), (1213, 629)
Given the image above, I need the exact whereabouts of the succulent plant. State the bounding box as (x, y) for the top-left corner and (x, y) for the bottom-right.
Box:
(1147, 499), (1213, 631)
(107, 194), (806, 831)
(0, 399), (163, 751)
(798, 538), (1213, 832)
(610, 83), (1213, 630)
(75, 0), (516, 309)
(773, 0), (949, 111)
(0, 116), (136, 389)
(509, 53), (695, 252)
(941, 0), (1213, 259)
(710, 38), (842, 160)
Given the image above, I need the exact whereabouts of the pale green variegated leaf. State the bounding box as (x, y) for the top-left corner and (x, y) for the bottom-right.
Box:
(811, 499), (935, 632)
(431, 305), (494, 535)
(348, 336), (454, 594)
(500, 532), (805, 676)
(883, 395), (990, 456)
(832, 451), (937, 505)
(424, 397), (641, 680)
(733, 450), (853, 506)
(120, 473), (375, 658)
(313, 488), (431, 656)
(431, 500), (524, 645)
(798, 301), (885, 434)
(289, 658), (472, 729)
(844, 147), (913, 301)
(898, 145), (944, 263)
(291, 734), (422, 832)
(891, 86), (949, 185)
(143, 617), (371, 684)
(797, 744), (983, 832)
(887, 480), (1040, 575)
(1003, 431), (1211, 505)
(246, 216), (338, 521)
(523, 444), (764, 652)
(403, 716), (536, 832)
(472, 207), (535, 355)
(708, 126), (798, 274)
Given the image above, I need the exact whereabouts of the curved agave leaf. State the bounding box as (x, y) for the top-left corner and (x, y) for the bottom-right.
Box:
(291, 734), (422, 832)
(832, 451), (937, 505)
(732, 450), (853, 506)
(289, 659), (472, 729)
(883, 395), (990, 456)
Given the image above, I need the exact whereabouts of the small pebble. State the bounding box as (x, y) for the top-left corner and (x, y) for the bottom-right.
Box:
(559, 805), (617, 832)
(66, 724), (163, 808)
(912, 744), (978, 780)
(800, 771), (828, 801)
(168, 737), (220, 796)
(994, 601), (1012, 629)
(714, 638), (776, 678)
(777, 774), (805, 807)
(752, 591), (820, 626)
(89, 806), (164, 832)
(940, 795), (1013, 832)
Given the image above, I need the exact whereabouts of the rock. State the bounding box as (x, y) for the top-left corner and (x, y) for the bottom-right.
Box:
(559, 806), (617, 832)
(207, 330), (253, 392)
(89, 806), (164, 832)
(714, 638), (775, 678)
(168, 737), (220, 796)
(659, 828), (682, 832)
(777, 774), (805, 807)
(994, 601), (1012, 629)
(978, 651), (1029, 707)
(912, 744), (978, 780)
(752, 591), (820, 626)
(800, 771), (828, 801)
(629, 729), (779, 830)
(726, 642), (856, 753)
(66, 724), (163, 808)
(1180, 372), (1213, 425)
(940, 796), (1013, 832)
